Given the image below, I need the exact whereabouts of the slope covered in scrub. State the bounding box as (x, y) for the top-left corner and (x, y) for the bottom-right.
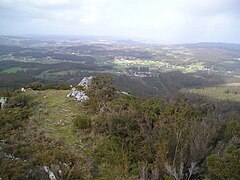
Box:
(0, 75), (239, 179)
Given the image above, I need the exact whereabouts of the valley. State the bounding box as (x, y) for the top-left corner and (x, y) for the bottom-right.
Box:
(0, 36), (240, 179)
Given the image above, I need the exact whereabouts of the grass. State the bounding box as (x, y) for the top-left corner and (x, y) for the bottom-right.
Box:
(187, 62), (205, 69)
(28, 90), (84, 145)
(36, 70), (50, 78)
(1, 67), (29, 73)
(171, 50), (194, 56)
(184, 86), (240, 103)
(50, 70), (78, 76)
(37, 70), (78, 78)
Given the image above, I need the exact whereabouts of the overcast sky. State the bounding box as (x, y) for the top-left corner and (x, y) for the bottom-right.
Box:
(0, 0), (240, 43)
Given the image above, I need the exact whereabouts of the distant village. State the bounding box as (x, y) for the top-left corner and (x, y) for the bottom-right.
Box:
(114, 56), (211, 77)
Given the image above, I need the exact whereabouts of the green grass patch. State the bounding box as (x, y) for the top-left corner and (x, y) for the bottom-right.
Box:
(28, 90), (83, 145)
(1, 67), (29, 73)
(37, 70), (78, 78)
(184, 86), (240, 103)
(187, 61), (205, 69)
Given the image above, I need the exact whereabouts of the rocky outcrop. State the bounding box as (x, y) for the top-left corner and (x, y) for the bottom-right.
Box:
(67, 76), (93, 102)
(0, 97), (7, 109)
(21, 88), (27, 92)
(78, 76), (93, 88)
(67, 88), (89, 102)
(43, 166), (57, 180)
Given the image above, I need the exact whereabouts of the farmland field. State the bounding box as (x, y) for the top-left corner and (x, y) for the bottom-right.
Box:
(1, 67), (29, 73)
(184, 85), (240, 103)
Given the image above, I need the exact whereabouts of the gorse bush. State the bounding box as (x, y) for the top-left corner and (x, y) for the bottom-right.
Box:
(83, 75), (240, 179)
(73, 115), (91, 129)
(43, 84), (70, 90)
(23, 82), (44, 90)
(11, 94), (33, 108)
(1, 75), (240, 179)
(207, 145), (240, 179)
(0, 92), (33, 109)
(23, 82), (70, 90)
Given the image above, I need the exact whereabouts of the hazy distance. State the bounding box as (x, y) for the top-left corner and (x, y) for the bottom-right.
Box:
(0, 0), (240, 43)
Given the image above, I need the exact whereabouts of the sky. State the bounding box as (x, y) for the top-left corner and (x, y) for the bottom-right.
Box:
(0, 0), (240, 43)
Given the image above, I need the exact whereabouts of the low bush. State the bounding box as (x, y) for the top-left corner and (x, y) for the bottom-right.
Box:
(43, 84), (70, 90)
(73, 115), (91, 129)
(23, 82), (70, 90)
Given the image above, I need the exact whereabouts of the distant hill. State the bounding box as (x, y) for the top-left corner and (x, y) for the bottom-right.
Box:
(184, 42), (240, 51)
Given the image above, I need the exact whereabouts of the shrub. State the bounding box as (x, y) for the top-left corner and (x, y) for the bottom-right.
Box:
(23, 83), (70, 90)
(23, 82), (44, 90)
(73, 115), (91, 129)
(10, 94), (33, 108)
(206, 145), (240, 179)
(43, 84), (70, 90)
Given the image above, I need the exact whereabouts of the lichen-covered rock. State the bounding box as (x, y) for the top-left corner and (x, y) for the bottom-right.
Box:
(67, 76), (93, 101)
(0, 97), (7, 109)
(21, 88), (27, 92)
(78, 76), (93, 88)
(43, 166), (57, 180)
(67, 88), (89, 102)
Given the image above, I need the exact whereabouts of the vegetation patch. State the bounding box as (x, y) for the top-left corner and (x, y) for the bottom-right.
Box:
(1, 67), (29, 73)
(184, 86), (240, 103)
(73, 115), (91, 129)
(0, 75), (240, 179)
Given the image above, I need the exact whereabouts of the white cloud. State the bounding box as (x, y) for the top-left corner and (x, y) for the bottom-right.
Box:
(0, 0), (239, 42)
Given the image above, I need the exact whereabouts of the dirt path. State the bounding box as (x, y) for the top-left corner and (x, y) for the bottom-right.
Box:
(30, 90), (82, 145)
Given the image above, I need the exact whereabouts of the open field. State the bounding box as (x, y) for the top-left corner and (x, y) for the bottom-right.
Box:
(184, 86), (240, 103)
(37, 70), (79, 78)
(187, 61), (205, 69)
(1, 67), (29, 73)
